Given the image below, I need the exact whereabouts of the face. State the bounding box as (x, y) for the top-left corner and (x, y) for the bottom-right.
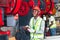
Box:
(14, 14), (18, 20)
(33, 10), (40, 17)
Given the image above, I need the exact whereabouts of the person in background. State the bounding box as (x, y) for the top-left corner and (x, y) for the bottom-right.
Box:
(49, 15), (56, 36)
(24, 5), (45, 40)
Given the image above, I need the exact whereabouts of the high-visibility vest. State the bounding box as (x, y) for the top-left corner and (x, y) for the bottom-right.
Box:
(50, 20), (56, 28)
(29, 16), (44, 39)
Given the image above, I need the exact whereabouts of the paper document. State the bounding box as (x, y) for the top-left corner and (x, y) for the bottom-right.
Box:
(27, 29), (35, 33)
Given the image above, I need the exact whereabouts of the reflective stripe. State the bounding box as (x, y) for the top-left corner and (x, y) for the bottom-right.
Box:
(30, 33), (44, 39)
(32, 17), (42, 30)
(50, 24), (56, 28)
(50, 20), (56, 28)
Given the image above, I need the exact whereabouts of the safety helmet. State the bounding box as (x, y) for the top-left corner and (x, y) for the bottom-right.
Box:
(33, 6), (40, 12)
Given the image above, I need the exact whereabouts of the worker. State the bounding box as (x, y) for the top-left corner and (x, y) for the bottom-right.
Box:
(49, 15), (56, 36)
(25, 5), (45, 40)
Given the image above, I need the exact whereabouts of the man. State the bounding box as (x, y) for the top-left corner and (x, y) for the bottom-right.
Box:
(49, 15), (56, 36)
(25, 6), (45, 40)
(15, 14), (30, 40)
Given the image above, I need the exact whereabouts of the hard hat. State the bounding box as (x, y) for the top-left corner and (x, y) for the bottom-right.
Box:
(33, 6), (40, 11)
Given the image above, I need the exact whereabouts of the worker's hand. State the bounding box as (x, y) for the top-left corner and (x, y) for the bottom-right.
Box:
(23, 27), (27, 30)
(46, 27), (49, 32)
(23, 26), (29, 30)
(24, 25), (30, 30)
(25, 25), (29, 28)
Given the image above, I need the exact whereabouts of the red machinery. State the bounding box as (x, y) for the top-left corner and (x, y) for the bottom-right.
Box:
(0, 8), (10, 36)
(0, 0), (21, 36)
(18, 1), (29, 16)
(4, 0), (22, 15)
(0, 8), (4, 26)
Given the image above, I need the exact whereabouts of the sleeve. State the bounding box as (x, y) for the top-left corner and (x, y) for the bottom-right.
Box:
(40, 20), (45, 33)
